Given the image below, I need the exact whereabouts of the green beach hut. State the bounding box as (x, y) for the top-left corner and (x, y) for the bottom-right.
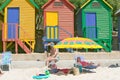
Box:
(76, 0), (113, 52)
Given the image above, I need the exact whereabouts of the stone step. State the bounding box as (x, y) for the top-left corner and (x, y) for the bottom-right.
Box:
(7, 59), (120, 69)
(0, 51), (120, 61)
(0, 51), (120, 69)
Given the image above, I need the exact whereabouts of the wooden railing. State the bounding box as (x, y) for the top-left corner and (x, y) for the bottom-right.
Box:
(45, 26), (73, 42)
(2, 23), (34, 53)
(2, 23), (19, 41)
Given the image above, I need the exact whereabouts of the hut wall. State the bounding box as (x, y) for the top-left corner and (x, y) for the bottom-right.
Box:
(82, 1), (112, 40)
(118, 16), (120, 43)
(76, 10), (83, 37)
(4, 0), (35, 40)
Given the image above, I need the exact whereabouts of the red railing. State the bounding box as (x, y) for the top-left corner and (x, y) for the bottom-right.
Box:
(2, 23), (33, 41)
(2, 23), (32, 53)
(2, 23), (19, 41)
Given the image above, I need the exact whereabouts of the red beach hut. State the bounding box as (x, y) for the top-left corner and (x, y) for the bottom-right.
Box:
(42, 0), (75, 42)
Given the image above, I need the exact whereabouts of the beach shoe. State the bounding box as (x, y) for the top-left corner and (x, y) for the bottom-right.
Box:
(109, 63), (119, 68)
(116, 63), (119, 67)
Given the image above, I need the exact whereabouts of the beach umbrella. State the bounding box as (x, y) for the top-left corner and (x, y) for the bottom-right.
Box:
(54, 37), (103, 49)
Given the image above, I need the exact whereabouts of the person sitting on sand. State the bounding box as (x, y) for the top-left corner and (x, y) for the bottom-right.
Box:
(76, 57), (100, 69)
(45, 42), (59, 67)
(48, 59), (59, 73)
(48, 60), (72, 75)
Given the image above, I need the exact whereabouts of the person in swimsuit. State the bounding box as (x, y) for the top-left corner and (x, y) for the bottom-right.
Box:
(76, 57), (100, 69)
(45, 42), (59, 67)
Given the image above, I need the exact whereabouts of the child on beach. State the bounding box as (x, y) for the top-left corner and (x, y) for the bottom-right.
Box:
(48, 60), (72, 75)
(48, 60), (59, 73)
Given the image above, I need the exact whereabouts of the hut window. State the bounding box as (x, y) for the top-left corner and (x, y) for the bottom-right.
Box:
(92, 2), (101, 8)
(54, 2), (63, 6)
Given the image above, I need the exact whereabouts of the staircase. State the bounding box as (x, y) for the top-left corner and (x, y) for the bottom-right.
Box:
(59, 27), (73, 37)
(83, 27), (112, 52)
(97, 40), (112, 52)
(17, 40), (31, 53)
(2, 23), (33, 54)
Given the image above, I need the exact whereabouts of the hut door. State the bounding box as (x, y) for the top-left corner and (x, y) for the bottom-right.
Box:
(7, 8), (19, 39)
(85, 13), (97, 39)
(46, 12), (58, 40)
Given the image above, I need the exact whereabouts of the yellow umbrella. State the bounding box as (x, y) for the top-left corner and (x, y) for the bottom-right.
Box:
(54, 37), (103, 49)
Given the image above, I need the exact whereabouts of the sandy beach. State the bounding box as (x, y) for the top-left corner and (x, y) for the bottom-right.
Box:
(0, 52), (120, 80)
(0, 66), (120, 80)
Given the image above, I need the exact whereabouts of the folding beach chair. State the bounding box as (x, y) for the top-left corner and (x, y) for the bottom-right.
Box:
(74, 55), (97, 73)
(74, 55), (84, 73)
(0, 51), (12, 71)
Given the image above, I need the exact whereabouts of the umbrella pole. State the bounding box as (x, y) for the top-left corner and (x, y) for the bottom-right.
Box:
(85, 49), (88, 52)
(97, 48), (99, 52)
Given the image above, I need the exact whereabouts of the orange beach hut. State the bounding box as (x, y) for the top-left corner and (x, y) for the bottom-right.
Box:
(42, 0), (75, 42)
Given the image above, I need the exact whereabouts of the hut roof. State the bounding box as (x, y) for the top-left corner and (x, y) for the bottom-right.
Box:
(115, 9), (120, 16)
(81, 0), (113, 9)
(42, 0), (75, 9)
(76, 0), (113, 15)
(0, 0), (39, 11)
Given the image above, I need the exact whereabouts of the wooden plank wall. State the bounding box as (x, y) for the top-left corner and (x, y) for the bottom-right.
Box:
(44, 0), (74, 40)
(82, 1), (112, 40)
(4, 0), (35, 40)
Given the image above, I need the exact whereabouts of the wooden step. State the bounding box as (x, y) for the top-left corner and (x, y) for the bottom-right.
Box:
(17, 40), (31, 54)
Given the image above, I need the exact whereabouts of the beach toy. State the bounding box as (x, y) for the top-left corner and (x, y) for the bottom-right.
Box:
(45, 70), (50, 75)
(33, 70), (50, 79)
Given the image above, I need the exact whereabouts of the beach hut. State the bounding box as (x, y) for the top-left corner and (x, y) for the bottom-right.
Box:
(76, 0), (113, 52)
(42, 0), (75, 42)
(0, 0), (39, 53)
(115, 9), (120, 50)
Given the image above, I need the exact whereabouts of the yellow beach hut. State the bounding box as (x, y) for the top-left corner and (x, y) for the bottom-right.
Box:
(0, 0), (39, 53)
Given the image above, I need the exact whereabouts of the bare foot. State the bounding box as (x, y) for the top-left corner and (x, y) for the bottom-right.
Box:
(0, 72), (3, 76)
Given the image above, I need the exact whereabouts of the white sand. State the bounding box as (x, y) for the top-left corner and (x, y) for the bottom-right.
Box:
(0, 67), (120, 80)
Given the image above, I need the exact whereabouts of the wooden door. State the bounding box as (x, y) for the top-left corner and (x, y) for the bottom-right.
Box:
(7, 8), (19, 39)
(85, 13), (97, 39)
(46, 12), (58, 40)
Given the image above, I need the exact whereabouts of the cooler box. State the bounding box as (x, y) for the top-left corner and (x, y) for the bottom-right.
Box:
(1, 65), (9, 71)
